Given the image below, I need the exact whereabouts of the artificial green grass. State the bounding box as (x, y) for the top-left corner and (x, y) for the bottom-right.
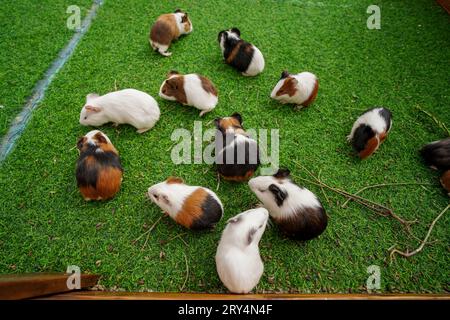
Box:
(0, 0), (449, 293)
(0, 0), (92, 137)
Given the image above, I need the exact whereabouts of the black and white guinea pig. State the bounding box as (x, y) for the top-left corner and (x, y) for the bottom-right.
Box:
(215, 207), (269, 294)
(248, 168), (327, 240)
(270, 70), (319, 109)
(76, 130), (123, 201)
(218, 28), (265, 76)
(159, 70), (218, 116)
(347, 107), (392, 159)
(147, 177), (223, 230)
(419, 138), (450, 171)
(149, 9), (193, 57)
(214, 113), (260, 182)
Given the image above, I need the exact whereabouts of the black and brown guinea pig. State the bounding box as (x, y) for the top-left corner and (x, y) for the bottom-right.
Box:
(214, 113), (260, 182)
(218, 28), (265, 76)
(147, 177), (224, 230)
(347, 107), (392, 159)
(419, 137), (450, 171)
(76, 130), (123, 201)
(149, 9), (193, 57)
(248, 168), (327, 240)
(159, 70), (218, 116)
(270, 70), (319, 109)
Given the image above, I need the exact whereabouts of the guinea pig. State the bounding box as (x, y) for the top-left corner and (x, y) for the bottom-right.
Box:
(248, 168), (327, 240)
(147, 177), (223, 230)
(76, 130), (123, 201)
(215, 207), (269, 294)
(218, 28), (265, 76)
(79, 89), (160, 134)
(270, 70), (319, 109)
(347, 107), (392, 159)
(149, 9), (193, 57)
(440, 170), (450, 196)
(419, 138), (450, 171)
(214, 113), (260, 181)
(159, 70), (218, 116)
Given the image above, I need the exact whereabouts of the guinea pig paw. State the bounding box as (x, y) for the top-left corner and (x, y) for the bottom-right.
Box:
(294, 105), (306, 111)
(160, 51), (172, 57)
(136, 128), (150, 134)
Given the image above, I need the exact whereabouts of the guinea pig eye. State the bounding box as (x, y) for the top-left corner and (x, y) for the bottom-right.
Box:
(84, 116), (87, 120)
(258, 188), (265, 193)
(153, 194), (159, 200)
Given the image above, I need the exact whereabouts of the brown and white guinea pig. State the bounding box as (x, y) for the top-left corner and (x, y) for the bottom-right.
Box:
(214, 113), (260, 182)
(347, 107), (392, 159)
(419, 138), (450, 171)
(149, 9), (193, 57)
(270, 70), (319, 109)
(159, 70), (218, 116)
(248, 168), (327, 241)
(147, 177), (223, 230)
(76, 130), (123, 201)
(215, 207), (269, 294)
(218, 28), (265, 76)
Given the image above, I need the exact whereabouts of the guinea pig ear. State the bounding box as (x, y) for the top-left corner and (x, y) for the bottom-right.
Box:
(166, 176), (184, 184)
(76, 137), (85, 150)
(273, 168), (291, 179)
(218, 31), (225, 42)
(247, 227), (257, 245)
(84, 105), (102, 113)
(280, 70), (290, 79)
(231, 112), (242, 124)
(174, 8), (182, 13)
(227, 215), (241, 224)
(94, 132), (107, 144)
(181, 13), (189, 23)
(230, 27), (240, 36)
(268, 184), (287, 206)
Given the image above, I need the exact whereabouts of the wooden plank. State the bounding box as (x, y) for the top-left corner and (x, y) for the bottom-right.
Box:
(41, 291), (450, 300)
(437, 0), (450, 14)
(0, 273), (100, 300)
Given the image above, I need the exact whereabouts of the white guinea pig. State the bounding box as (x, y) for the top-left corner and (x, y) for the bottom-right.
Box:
(159, 71), (218, 116)
(79, 89), (160, 133)
(215, 207), (269, 294)
(249, 168), (327, 241)
(270, 70), (319, 109)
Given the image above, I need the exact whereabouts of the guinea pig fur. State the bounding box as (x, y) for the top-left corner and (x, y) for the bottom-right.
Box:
(419, 138), (450, 171)
(440, 170), (450, 196)
(347, 107), (392, 159)
(147, 177), (223, 230)
(218, 28), (265, 76)
(76, 130), (123, 201)
(149, 9), (193, 57)
(214, 113), (260, 182)
(159, 70), (218, 116)
(248, 168), (327, 240)
(215, 207), (269, 294)
(270, 70), (319, 109)
(79, 89), (160, 134)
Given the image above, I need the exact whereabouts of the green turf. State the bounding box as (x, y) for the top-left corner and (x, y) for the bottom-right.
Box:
(0, 0), (92, 137)
(0, 0), (449, 293)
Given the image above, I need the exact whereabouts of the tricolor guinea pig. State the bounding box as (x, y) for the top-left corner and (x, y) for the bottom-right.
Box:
(419, 138), (450, 171)
(218, 28), (265, 76)
(347, 107), (392, 159)
(149, 9), (193, 57)
(76, 130), (123, 201)
(270, 70), (319, 109)
(215, 207), (269, 294)
(79, 89), (160, 134)
(147, 177), (223, 230)
(214, 113), (260, 181)
(159, 70), (218, 116)
(248, 168), (327, 240)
